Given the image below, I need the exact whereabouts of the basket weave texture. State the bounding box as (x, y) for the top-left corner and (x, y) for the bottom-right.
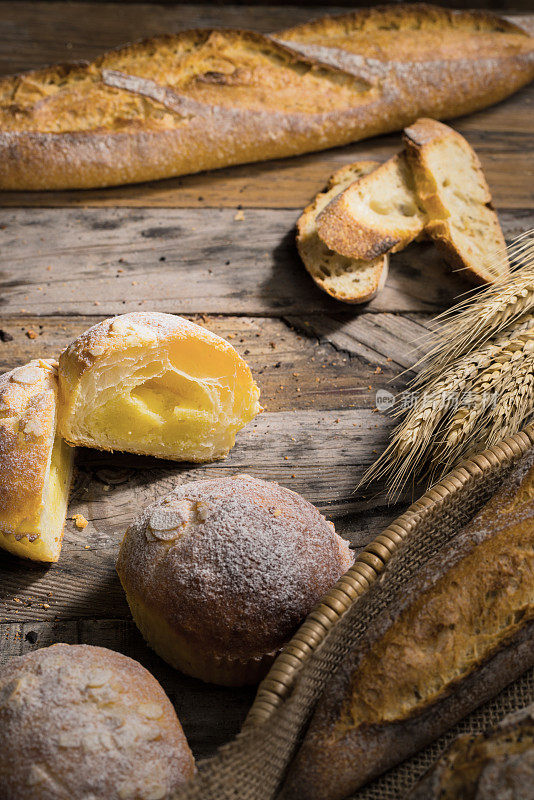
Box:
(171, 426), (534, 800)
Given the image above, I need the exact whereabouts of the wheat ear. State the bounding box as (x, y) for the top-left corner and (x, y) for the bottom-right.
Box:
(360, 233), (534, 499)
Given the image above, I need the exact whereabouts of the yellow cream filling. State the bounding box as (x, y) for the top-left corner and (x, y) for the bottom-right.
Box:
(2, 435), (73, 562)
(85, 372), (234, 457)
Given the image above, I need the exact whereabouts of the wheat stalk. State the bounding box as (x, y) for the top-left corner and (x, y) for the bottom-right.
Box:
(411, 233), (534, 386)
(430, 327), (534, 478)
(361, 233), (534, 499)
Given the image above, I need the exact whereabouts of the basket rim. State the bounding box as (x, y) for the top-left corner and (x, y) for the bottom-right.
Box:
(245, 423), (534, 727)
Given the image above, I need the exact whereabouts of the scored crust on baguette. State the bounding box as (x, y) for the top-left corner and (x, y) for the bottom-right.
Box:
(281, 447), (534, 800)
(280, 4), (531, 62)
(0, 359), (74, 562)
(404, 118), (510, 284)
(297, 160), (389, 303)
(57, 312), (261, 462)
(316, 152), (425, 260)
(1, 5), (534, 190)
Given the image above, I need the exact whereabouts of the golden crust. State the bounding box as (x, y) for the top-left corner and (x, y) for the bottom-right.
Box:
(116, 474), (354, 685)
(0, 359), (57, 530)
(297, 160), (390, 304)
(316, 153), (425, 260)
(407, 703), (534, 799)
(1, 7), (533, 190)
(403, 118), (509, 284)
(57, 312), (261, 462)
(282, 449), (534, 800)
(0, 358), (74, 562)
(0, 644), (195, 799)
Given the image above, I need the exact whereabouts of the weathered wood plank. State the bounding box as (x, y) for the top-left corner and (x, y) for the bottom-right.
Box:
(286, 313), (435, 368)
(3, 208), (529, 316)
(0, 312), (418, 411)
(0, 619), (255, 760)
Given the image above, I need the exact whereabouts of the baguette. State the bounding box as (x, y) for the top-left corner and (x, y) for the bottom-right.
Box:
(1, 5), (534, 190)
(281, 448), (534, 800)
(316, 152), (425, 259)
(407, 703), (534, 799)
(404, 118), (509, 284)
(297, 160), (389, 303)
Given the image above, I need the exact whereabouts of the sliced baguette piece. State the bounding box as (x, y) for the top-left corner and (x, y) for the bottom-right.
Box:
(403, 118), (510, 284)
(297, 160), (389, 303)
(316, 152), (425, 260)
(281, 447), (534, 800)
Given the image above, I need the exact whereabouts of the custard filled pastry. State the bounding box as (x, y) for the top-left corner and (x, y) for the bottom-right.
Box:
(0, 644), (195, 799)
(58, 312), (261, 462)
(0, 359), (74, 562)
(117, 474), (354, 685)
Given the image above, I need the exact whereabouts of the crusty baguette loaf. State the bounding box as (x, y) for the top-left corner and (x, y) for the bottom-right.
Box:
(316, 152), (425, 259)
(404, 118), (510, 284)
(1, 5), (533, 190)
(297, 161), (389, 303)
(407, 703), (534, 799)
(281, 448), (534, 800)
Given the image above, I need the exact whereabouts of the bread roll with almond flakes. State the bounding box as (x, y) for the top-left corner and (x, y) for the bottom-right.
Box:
(117, 474), (354, 686)
(0, 359), (74, 562)
(0, 644), (195, 799)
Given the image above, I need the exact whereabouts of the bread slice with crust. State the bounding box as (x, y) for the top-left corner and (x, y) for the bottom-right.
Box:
(297, 160), (389, 303)
(403, 118), (510, 284)
(316, 152), (426, 260)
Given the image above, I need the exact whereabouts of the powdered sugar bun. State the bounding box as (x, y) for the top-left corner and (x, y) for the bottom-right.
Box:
(0, 644), (195, 799)
(0, 358), (74, 562)
(116, 474), (354, 685)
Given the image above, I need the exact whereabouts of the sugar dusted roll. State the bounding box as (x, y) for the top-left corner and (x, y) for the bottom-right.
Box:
(58, 312), (260, 462)
(0, 359), (74, 562)
(0, 644), (195, 799)
(116, 474), (354, 686)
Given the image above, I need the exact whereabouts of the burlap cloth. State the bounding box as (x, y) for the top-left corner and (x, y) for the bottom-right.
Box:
(171, 435), (534, 800)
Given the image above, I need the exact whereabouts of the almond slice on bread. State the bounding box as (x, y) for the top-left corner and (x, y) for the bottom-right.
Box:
(403, 118), (509, 284)
(316, 153), (425, 260)
(297, 161), (389, 303)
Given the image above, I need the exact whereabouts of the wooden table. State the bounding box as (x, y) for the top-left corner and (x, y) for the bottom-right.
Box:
(1, 0), (533, 785)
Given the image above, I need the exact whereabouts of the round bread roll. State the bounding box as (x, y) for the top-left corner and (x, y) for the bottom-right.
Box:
(0, 644), (195, 800)
(57, 312), (260, 462)
(117, 474), (354, 685)
(0, 358), (74, 562)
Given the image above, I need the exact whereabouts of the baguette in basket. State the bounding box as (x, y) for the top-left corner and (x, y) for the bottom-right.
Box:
(281, 448), (534, 800)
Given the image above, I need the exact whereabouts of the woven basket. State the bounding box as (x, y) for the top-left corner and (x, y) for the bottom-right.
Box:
(246, 423), (534, 728)
(172, 424), (534, 800)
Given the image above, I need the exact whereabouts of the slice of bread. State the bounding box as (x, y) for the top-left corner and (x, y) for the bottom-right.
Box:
(297, 161), (389, 303)
(316, 152), (425, 260)
(403, 118), (509, 284)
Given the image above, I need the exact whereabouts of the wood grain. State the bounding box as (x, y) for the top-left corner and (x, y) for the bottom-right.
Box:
(1, 0), (533, 779)
(3, 207), (530, 317)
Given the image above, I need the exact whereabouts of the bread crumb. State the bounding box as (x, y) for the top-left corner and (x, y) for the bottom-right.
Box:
(73, 514), (89, 530)
(25, 329), (37, 339)
(234, 210), (245, 221)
